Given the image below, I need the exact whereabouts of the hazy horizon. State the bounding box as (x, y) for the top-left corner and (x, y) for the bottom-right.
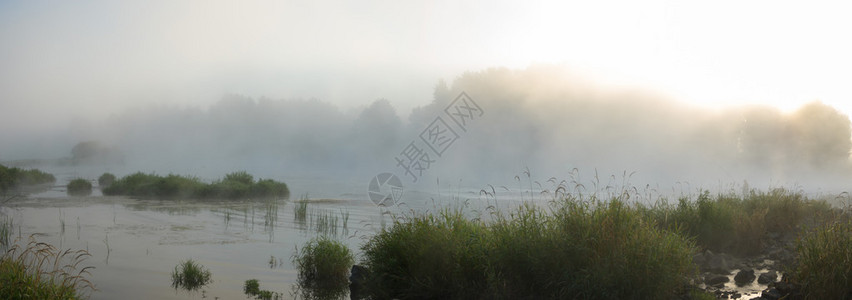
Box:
(3, 1), (852, 196)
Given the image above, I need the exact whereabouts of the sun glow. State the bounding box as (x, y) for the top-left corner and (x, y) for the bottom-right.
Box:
(480, 0), (852, 115)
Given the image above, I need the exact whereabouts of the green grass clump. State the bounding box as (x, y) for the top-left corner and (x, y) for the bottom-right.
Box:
(103, 171), (289, 200)
(792, 217), (852, 299)
(294, 195), (309, 225)
(170, 259), (212, 292)
(292, 237), (354, 299)
(66, 179), (92, 197)
(642, 189), (832, 255)
(0, 215), (11, 252)
(0, 237), (95, 299)
(362, 196), (696, 299)
(97, 173), (115, 188)
(244, 279), (260, 296)
(243, 279), (281, 300)
(0, 164), (56, 195)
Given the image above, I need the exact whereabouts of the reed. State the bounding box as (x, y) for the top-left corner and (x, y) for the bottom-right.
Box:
(170, 259), (212, 292)
(361, 196), (696, 299)
(292, 237), (353, 299)
(792, 215), (852, 299)
(0, 236), (96, 299)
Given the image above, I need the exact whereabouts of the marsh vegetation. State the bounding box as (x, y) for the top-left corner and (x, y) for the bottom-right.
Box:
(0, 164), (56, 198)
(293, 236), (354, 300)
(170, 259), (212, 292)
(0, 236), (95, 299)
(349, 187), (848, 299)
(102, 171), (289, 200)
(66, 179), (92, 197)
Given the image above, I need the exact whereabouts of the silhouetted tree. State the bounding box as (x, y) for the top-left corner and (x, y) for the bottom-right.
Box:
(788, 101), (852, 168)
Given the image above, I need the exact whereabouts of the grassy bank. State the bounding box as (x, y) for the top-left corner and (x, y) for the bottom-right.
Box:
(352, 188), (846, 299)
(0, 237), (95, 299)
(639, 189), (833, 255)
(102, 171), (289, 200)
(361, 197), (696, 299)
(792, 215), (852, 299)
(0, 164), (56, 196)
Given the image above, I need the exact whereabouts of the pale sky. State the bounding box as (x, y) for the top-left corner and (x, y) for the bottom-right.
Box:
(2, 0), (852, 131)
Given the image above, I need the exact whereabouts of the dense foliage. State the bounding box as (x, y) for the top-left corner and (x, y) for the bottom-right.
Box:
(66, 179), (92, 197)
(0, 164), (55, 195)
(102, 171), (288, 200)
(362, 197), (696, 299)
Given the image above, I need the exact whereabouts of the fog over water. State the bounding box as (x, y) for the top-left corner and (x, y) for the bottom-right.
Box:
(3, 1), (852, 199)
(3, 65), (852, 200)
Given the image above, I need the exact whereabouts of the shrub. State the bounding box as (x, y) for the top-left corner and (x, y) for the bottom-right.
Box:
(793, 217), (852, 299)
(170, 259), (212, 292)
(224, 171), (253, 185)
(0, 164), (56, 195)
(362, 197), (696, 299)
(244, 279), (260, 296)
(293, 237), (354, 299)
(66, 179), (92, 197)
(97, 173), (116, 188)
(243, 279), (280, 300)
(103, 172), (288, 200)
(0, 237), (95, 299)
(642, 189), (831, 255)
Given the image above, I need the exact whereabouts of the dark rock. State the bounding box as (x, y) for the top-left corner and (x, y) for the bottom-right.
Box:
(705, 274), (730, 286)
(757, 270), (777, 284)
(693, 252), (707, 266)
(734, 268), (756, 286)
(760, 288), (782, 300)
(704, 252), (733, 274)
(774, 281), (799, 295)
(349, 265), (369, 300)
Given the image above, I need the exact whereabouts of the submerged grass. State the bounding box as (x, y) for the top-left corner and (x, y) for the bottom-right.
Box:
(294, 194), (309, 226)
(361, 196), (696, 299)
(0, 236), (95, 299)
(293, 237), (354, 300)
(0, 215), (11, 252)
(102, 171), (289, 200)
(170, 259), (212, 292)
(243, 279), (282, 300)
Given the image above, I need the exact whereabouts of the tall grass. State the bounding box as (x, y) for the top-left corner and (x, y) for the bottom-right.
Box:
(361, 196), (696, 299)
(792, 216), (852, 299)
(0, 236), (96, 299)
(170, 259), (212, 292)
(0, 215), (12, 252)
(0, 164), (56, 196)
(640, 189), (832, 255)
(243, 279), (282, 300)
(294, 194), (309, 226)
(292, 237), (354, 300)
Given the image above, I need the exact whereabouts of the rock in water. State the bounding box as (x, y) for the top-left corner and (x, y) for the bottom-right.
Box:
(734, 268), (756, 286)
(757, 270), (777, 284)
(705, 274), (730, 287)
